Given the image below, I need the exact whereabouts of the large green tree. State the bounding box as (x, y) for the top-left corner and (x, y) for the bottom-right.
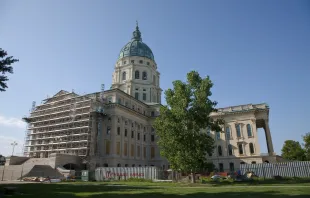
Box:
(153, 71), (222, 183)
(302, 132), (310, 160)
(281, 140), (306, 161)
(0, 48), (19, 92)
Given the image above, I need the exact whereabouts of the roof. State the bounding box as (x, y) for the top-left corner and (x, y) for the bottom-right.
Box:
(118, 24), (154, 61)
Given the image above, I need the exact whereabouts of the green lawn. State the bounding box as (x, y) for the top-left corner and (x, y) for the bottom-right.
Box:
(1, 181), (310, 197)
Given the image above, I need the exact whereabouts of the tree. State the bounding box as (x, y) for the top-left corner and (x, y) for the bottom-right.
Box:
(0, 48), (19, 92)
(302, 133), (310, 160)
(153, 71), (222, 183)
(281, 140), (306, 161)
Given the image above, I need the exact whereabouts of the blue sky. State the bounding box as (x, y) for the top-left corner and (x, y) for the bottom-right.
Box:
(0, 0), (309, 156)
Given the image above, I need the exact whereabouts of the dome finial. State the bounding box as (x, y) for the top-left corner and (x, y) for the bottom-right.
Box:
(132, 21), (142, 41)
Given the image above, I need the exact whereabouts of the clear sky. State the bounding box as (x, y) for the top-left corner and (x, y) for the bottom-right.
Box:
(0, 0), (309, 157)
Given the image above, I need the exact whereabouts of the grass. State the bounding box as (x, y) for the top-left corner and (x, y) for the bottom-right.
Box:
(1, 180), (310, 198)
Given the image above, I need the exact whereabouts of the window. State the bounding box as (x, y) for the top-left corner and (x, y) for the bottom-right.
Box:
(123, 61), (126, 65)
(219, 163), (224, 172)
(229, 162), (234, 172)
(153, 75), (156, 85)
(151, 135), (155, 142)
(139, 60), (143, 64)
(206, 127), (211, 136)
(216, 131), (220, 140)
(117, 163), (121, 167)
(131, 131), (134, 138)
(125, 121), (128, 125)
(131, 60), (134, 63)
(105, 140), (110, 155)
(151, 111), (155, 116)
(228, 144), (233, 156)
(238, 144), (243, 155)
(249, 143), (255, 154)
(147, 62), (150, 65)
(131, 144), (134, 157)
(107, 127), (111, 134)
(122, 72), (126, 80)
(117, 118), (120, 123)
(137, 146), (140, 157)
(251, 161), (256, 164)
(142, 71), (147, 80)
(118, 98), (122, 104)
(124, 129), (127, 137)
(108, 117), (111, 122)
(135, 92), (139, 100)
(124, 142), (127, 156)
(116, 142), (120, 155)
(226, 127), (231, 139)
(135, 70), (140, 79)
(117, 127), (120, 135)
(137, 133), (140, 140)
(144, 134), (146, 141)
(236, 124), (241, 138)
(218, 145), (222, 156)
(132, 105), (135, 109)
(151, 147), (155, 159)
(143, 93), (146, 100)
(125, 164), (128, 167)
(240, 162), (245, 165)
(247, 124), (252, 137)
(132, 164), (135, 167)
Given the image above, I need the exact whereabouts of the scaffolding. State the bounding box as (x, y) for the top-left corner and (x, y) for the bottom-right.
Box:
(23, 91), (96, 158)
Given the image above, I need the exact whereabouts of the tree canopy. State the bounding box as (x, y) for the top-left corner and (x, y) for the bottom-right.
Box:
(281, 140), (306, 161)
(153, 71), (222, 175)
(0, 48), (19, 92)
(302, 132), (310, 160)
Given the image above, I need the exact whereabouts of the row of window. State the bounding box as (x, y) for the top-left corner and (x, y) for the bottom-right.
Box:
(123, 60), (150, 66)
(104, 140), (156, 159)
(121, 70), (157, 84)
(208, 123), (253, 140)
(217, 161), (256, 172)
(109, 127), (155, 141)
(210, 143), (255, 157)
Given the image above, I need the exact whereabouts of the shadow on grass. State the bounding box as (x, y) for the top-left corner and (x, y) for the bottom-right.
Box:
(207, 178), (310, 186)
(0, 182), (309, 198)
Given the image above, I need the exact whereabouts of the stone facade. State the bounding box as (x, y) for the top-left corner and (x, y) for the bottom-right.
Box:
(22, 24), (276, 172)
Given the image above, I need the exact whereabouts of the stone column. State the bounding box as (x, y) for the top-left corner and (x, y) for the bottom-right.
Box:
(264, 119), (274, 156)
(111, 115), (117, 156)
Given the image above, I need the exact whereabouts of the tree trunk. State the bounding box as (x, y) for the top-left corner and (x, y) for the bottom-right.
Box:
(191, 171), (195, 183)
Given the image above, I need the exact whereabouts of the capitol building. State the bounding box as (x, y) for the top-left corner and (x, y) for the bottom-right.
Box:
(21, 24), (277, 172)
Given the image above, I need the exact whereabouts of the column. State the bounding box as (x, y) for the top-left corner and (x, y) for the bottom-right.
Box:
(111, 115), (117, 156)
(264, 119), (274, 156)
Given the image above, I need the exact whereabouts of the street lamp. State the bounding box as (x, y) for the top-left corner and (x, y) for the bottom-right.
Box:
(11, 141), (18, 156)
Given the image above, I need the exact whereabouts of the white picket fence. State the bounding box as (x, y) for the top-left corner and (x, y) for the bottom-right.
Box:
(95, 166), (161, 181)
(240, 161), (310, 178)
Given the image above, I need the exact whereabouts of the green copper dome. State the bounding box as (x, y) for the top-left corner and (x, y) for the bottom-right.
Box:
(118, 23), (154, 61)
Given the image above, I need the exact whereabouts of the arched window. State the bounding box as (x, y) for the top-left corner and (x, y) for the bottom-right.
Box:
(218, 145), (222, 156)
(247, 124), (252, 137)
(226, 127), (231, 139)
(236, 124), (241, 138)
(251, 161), (256, 164)
(142, 71), (147, 80)
(117, 163), (121, 167)
(264, 160), (269, 163)
(216, 132), (220, 140)
(238, 144), (243, 155)
(249, 143), (255, 154)
(122, 71), (126, 80)
(103, 163), (108, 167)
(135, 70), (140, 79)
(228, 144), (233, 156)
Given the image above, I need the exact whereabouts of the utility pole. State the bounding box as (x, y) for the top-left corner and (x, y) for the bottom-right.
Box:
(11, 141), (18, 156)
